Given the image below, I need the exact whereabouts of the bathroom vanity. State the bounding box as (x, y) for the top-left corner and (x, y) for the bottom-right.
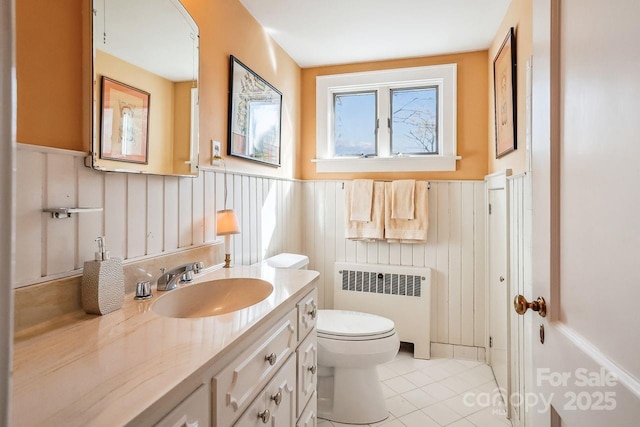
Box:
(11, 265), (319, 426)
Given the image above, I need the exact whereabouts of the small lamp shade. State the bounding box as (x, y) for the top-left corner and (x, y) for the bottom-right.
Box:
(216, 209), (240, 235)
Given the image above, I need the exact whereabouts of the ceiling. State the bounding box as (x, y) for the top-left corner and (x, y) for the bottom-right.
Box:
(238, 0), (511, 68)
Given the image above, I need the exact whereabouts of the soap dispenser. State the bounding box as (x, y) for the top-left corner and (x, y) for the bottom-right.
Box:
(81, 236), (125, 315)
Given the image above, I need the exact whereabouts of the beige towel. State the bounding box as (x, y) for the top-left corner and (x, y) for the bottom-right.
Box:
(384, 181), (429, 242)
(391, 180), (416, 219)
(345, 181), (385, 241)
(350, 179), (374, 222)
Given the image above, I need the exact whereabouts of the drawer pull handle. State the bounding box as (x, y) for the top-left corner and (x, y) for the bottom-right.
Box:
(258, 409), (270, 423)
(308, 307), (317, 319)
(265, 352), (277, 365)
(271, 391), (282, 405)
(308, 365), (317, 375)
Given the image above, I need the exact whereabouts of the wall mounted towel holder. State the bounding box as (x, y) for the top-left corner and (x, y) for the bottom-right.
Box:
(341, 181), (430, 190)
(43, 207), (104, 219)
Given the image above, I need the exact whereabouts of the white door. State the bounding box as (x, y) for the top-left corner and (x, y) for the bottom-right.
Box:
(0, 0), (15, 423)
(487, 173), (510, 409)
(528, 0), (640, 425)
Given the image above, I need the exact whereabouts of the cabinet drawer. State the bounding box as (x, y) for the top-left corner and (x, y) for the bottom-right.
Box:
(215, 310), (297, 426)
(296, 393), (317, 427)
(155, 384), (210, 427)
(296, 332), (317, 417)
(234, 355), (296, 427)
(297, 289), (317, 342)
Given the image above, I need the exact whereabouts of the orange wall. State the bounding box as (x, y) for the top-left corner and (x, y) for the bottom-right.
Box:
(16, 0), (302, 179)
(488, 0), (532, 174)
(300, 51), (489, 181)
(181, 0), (301, 179)
(16, 0), (83, 150)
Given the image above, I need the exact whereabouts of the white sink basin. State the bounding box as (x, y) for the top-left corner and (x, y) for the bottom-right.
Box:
(152, 278), (274, 318)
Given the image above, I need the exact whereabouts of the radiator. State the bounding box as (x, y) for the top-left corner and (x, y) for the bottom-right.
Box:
(334, 262), (431, 359)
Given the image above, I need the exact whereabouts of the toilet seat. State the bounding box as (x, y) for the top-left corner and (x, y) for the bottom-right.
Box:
(317, 310), (396, 341)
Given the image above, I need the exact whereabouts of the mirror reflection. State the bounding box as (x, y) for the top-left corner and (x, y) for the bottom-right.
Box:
(89, 0), (199, 176)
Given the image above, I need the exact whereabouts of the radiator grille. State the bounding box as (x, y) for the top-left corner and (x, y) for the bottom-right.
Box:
(340, 269), (423, 297)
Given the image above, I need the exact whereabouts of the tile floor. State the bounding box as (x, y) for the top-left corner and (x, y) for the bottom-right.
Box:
(318, 346), (511, 427)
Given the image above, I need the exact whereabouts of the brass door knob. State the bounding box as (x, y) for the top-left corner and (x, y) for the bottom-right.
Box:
(514, 295), (547, 317)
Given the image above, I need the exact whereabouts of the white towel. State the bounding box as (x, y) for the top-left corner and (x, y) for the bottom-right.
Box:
(345, 181), (385, 241)
(350, 179), (374, 222)
(384, 181), (429, 242)
(391, 180), (415, 219)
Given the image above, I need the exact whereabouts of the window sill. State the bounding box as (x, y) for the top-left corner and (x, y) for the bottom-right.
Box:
(312, 155), (460, 173)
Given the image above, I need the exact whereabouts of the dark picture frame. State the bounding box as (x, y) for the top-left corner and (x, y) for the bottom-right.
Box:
(493, 27), (517, 158)
(228, 55), (282, 167)
(100, 76), (150, 164)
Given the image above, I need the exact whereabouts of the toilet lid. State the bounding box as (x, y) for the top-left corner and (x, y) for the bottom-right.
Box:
(317, 310), (395, 338)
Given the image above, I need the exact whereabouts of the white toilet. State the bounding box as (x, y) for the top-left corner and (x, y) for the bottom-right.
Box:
(264, 253), (400, 425)
(316, 309), (399, 424)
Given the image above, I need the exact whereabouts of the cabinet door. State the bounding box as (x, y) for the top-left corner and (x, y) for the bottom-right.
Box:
(296, 394), (317, 427)
(234, 355), (296, 427)
(296, 333), (317, 417)
(296, 289), (317, 343)
(155, 384), (209, 427)
(265, 355), (296, 427)
(216, 310), (297, 426)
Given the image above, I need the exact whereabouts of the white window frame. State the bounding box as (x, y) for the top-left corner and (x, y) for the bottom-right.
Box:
(314, 64), (459, 173)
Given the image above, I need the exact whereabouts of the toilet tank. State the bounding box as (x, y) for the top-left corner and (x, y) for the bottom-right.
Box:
(265, 253), (309, 270)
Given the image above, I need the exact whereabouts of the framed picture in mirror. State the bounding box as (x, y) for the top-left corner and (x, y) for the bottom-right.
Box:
(228, 56), (282, 167)
(100, 76), (150, 164)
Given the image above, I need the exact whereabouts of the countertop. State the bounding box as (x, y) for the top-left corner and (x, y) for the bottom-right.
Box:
(11, 265), (319, 426)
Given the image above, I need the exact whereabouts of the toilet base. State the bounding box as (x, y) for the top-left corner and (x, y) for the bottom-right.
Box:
(317, 366), (389, 425)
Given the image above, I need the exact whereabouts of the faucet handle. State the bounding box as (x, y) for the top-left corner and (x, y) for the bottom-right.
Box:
(134, 281), (152, 300)
(182, 270), (194, 283)
(193, 261), (204, 273)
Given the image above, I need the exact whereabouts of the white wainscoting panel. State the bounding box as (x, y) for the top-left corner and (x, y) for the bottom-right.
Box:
(15, 145), (302, 288)
(302, 180), (486, 348)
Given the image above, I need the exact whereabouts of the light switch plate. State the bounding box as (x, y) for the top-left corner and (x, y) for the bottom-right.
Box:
(212, 140), (221, 165)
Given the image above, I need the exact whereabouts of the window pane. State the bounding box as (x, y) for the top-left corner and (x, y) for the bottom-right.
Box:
(391, 87), (438, 154)
(333, 92), (377, 156)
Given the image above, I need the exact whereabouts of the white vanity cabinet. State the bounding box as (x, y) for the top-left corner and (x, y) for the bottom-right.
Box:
(155, 384), (210, 427)
(297, 289), (317, 342)
(214, 288), (318, 427)
(296, 396), (317, 427)
(296, 288), (318, 424)
(214, 310), (297, 425)
(233, 355), (296, 426)
(296, 333), (317, 418)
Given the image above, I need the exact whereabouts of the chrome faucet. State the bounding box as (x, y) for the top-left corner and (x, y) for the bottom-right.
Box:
(157, 261), (204, 291)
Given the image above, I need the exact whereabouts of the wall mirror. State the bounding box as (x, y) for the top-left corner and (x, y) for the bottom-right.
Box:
(88, 0), (199, 176)
(228, 56), (282, 167)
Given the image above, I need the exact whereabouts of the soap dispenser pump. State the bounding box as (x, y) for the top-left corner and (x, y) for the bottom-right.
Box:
(81, 236), (125, 315)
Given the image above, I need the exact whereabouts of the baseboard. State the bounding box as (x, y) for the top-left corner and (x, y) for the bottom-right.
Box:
(431, 343), (486, 362)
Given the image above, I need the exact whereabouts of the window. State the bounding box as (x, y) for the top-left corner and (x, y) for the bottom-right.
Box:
(315, 64), (458, 173)
(334, 91), (377, 156)
(391, 86), (438, 155)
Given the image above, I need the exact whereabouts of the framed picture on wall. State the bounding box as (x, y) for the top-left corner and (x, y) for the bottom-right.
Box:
(493, 27), (517, 158)
(100, 76), (150, 164)
(227, 55), (282, 167)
